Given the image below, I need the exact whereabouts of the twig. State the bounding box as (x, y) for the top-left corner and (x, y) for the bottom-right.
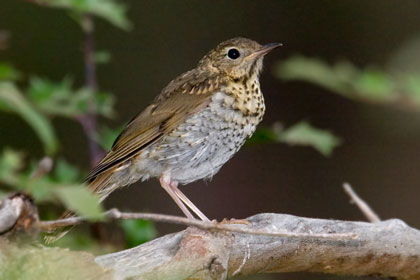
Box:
(343, 182), (381, 223)
(30, 156), (53, 180)
(37, 208), (357, 240)
(78, 14), (104, 166)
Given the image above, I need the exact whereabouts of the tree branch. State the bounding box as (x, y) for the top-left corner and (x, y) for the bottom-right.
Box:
(95, 213), (420, 280)
(37, 208), (355, 240)
(0, 194), (419, 279)
(78, 14), (104, 166)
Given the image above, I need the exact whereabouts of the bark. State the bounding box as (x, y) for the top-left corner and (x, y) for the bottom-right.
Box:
(95, 213), (420, 280)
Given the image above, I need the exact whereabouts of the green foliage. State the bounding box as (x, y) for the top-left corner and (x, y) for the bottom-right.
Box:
(278, 122), (341, 156)
(0, 0), (146, 255)
(96, 125), (123, 150)
(35, 0), (132, 31)
(120, 219), (157, 248)
(0, 240), (112, 280)
(0, 149), (23, 186)
(54, 159), (82, 183)
(275, 55), (420, 110)
(28, 77), (115, 118)
(94, 50), (112, 64)
(0, 149), (104, 220)
(54, 185), (104, 220)
(0, 63), (21, 81)
(248, 122), (341, 156)
(50, 228), (117, 254)
(0, 82), (58, 155)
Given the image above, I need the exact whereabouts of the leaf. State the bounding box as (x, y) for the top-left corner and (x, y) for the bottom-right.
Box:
(0, 63), (21, 81)
(28, 76), (73, 104)
(0, 82), (58, 155)
(94, 91), (115, 118)
(35, 0), (132, 31)
(96, 125), (123, 150)
(120, 219), (157, 248)
(27, 77), (115, 118)
(24, 177), (56, 202)
(94, 50), (111, 64)
(275, 55), (420, 111)
(54, 185), (104, 220)
(403, 75), (420, 105)
(246, 127), (278, 145)
(353, 69), (396, 101)
(248, 122), (341, 157)
(278, 122), (341, 156)
(275, 55), (357, 97)
(0, 149), (24, 186)
(54, 159), (81, 183)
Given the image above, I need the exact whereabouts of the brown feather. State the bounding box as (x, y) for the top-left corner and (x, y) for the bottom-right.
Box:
(86, 70), (225, 182)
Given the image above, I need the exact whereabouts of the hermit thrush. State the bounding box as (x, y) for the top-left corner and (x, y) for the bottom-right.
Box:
(46, 38), (280, 243)
(86, 37), (280, 222)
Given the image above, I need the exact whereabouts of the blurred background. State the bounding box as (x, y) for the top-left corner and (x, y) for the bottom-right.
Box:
(1, 1), (420, 279)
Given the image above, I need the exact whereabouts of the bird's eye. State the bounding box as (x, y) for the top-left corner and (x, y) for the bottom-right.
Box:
(227, 48), (240, 60)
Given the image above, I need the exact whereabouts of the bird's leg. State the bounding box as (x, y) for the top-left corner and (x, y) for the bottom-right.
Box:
(159, 174), (195, 220)
(169, 181), (211, 222)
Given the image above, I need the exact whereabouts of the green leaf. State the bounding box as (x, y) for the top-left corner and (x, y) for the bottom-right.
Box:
(275, 55), (357, 97)
(404, 75), (420, 105)
(0, 63), (21, 81)
(94, 91), (115, 118)
(35, 0), (132, 31)
(27, 77), (115, 118)
(120, 219), (157, 248)
(54, 159), (81, 183)
(94, 50), (111, 64)
(354, 69), (396, 101)
(278, 122), (341, 156)
(246, 127), (278, 145)
(96, 125), (123, 150)
(0, 82), (58, 155)
(275, 55), (420, 111)
(0, 149), (24, 186)
(24, 177), (56, 202)
(249, 122), (341, 156)
(54, 185), (104, 220)
(28, 76), (73, 104)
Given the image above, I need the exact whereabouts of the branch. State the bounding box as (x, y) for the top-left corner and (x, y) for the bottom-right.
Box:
(0, 195), (419, 279)
(0, 193), (39, 235)
(95, 213), (420, 280)
(78, 14), (104, 166)
(343, 182), (381, 223)
(37, 209), (355, 240)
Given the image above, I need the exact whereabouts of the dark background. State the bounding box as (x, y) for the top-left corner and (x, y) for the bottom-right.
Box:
(1, 1), (420, 279)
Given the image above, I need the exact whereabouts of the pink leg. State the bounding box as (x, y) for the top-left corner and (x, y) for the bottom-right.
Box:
(169, 181), (210, 222)
(160, 174), (195, 219)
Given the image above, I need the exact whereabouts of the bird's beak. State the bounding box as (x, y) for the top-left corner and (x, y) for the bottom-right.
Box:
(248, 42), (282, 59)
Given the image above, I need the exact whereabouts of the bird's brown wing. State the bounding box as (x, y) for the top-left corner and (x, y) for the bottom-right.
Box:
(86, 70), (224, 181)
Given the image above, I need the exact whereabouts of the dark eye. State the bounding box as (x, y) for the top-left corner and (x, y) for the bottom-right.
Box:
(227, 48), (240, 59)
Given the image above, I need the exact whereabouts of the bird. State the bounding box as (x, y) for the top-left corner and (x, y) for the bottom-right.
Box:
(47, 37), (280, 242)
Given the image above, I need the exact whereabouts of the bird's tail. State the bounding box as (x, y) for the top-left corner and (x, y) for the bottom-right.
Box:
(44, 170), (115, 244)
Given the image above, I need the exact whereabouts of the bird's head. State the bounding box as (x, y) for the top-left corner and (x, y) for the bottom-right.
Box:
(198, 37), (281, 80)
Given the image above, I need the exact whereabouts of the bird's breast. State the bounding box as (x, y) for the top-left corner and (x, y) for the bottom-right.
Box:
(224, 79), (265, 125)
(142, 90), (265, 184)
